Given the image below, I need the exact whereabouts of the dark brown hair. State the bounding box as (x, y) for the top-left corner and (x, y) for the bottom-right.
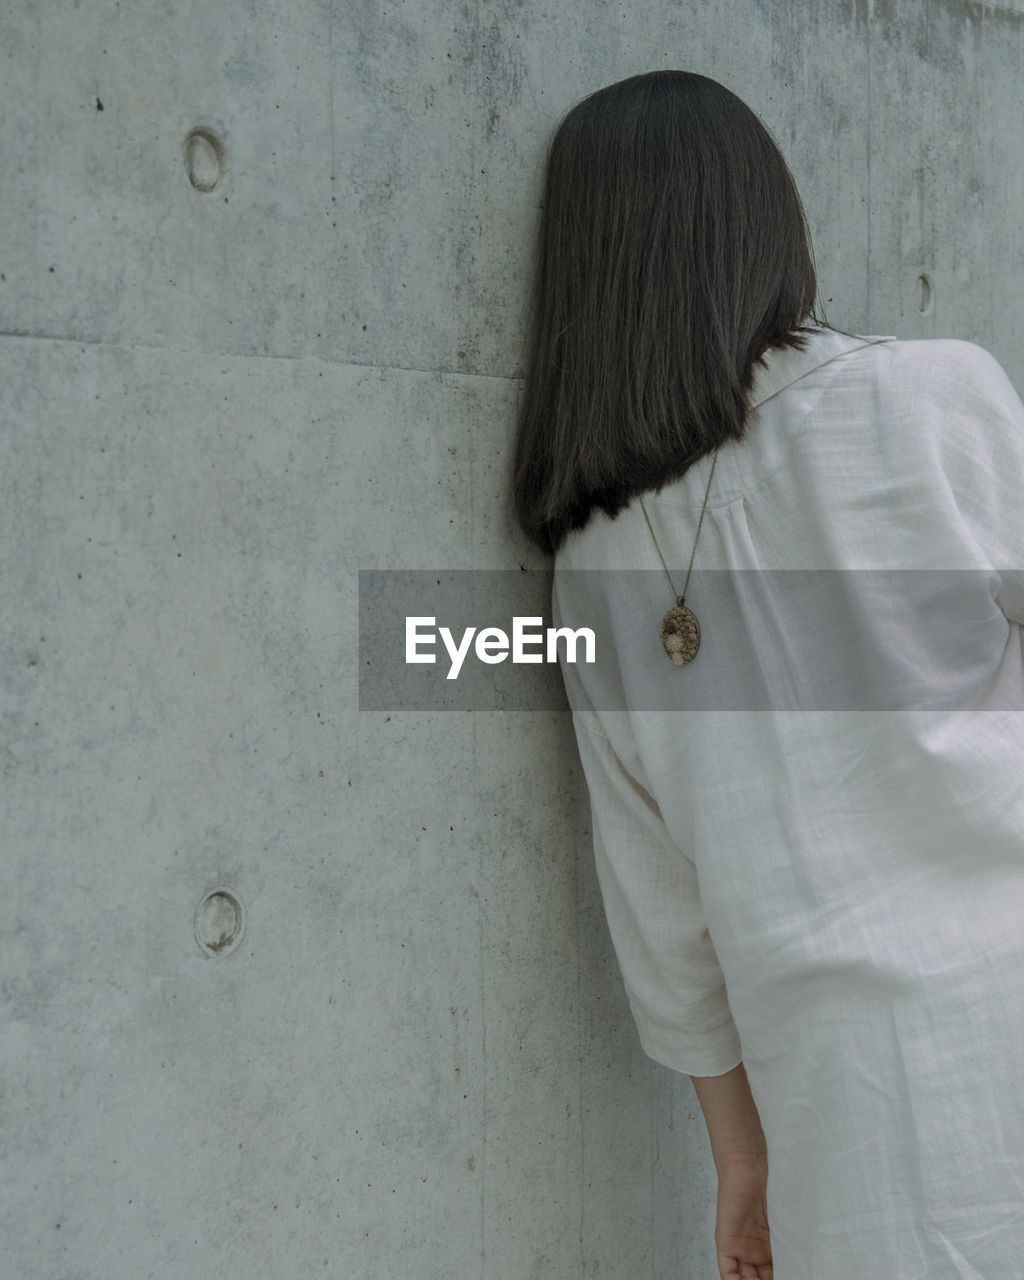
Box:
(511, 70), (827, 554)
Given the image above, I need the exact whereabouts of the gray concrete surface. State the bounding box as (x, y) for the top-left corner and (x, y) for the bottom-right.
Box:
(2, 1), (1021, 1276)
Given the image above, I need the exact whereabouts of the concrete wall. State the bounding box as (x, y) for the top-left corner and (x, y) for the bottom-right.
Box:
(2, 1), (1021, 1276)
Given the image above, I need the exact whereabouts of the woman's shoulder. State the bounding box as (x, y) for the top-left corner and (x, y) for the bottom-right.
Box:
(859, 332), (1012, 391)
(820, 333), (1021, 438)
(891, 340), (1023, 439)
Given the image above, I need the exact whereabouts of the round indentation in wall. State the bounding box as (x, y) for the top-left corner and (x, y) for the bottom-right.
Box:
(184, 127), (227, 193)
(195, 888), (245, 956)
(916, 272), (934, 316)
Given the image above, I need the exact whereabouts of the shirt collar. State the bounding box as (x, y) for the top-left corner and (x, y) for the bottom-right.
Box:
(748, 326), (897, 412)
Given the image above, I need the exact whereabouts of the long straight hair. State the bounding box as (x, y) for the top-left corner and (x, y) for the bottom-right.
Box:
(511, 70), (826, 555)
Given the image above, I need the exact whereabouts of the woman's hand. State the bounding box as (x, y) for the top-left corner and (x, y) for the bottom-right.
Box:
(688, 1063), (772, 1280)
(713, 1156), (773, 1280)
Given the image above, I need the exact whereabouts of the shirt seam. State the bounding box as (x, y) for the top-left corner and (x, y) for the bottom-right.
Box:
(628, 993), (738, 1037)
(573, 712), (612, 743)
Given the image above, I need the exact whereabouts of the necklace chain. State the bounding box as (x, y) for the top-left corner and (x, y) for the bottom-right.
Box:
(638, 446), (720, 607)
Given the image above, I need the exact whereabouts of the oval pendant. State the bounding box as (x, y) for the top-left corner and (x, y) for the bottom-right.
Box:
(661, 601), (700, 664)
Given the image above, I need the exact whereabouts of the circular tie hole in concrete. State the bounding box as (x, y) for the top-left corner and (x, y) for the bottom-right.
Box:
(184, 127), (227, 193)
(195, 889), (245, 957)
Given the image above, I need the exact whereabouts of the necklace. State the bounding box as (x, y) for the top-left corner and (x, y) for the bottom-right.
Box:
(638, 446), (720, 665)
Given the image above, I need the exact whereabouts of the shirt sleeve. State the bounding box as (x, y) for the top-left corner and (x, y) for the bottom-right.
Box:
(571, 710), (743, 1078)
(928, 341), (1024, 624)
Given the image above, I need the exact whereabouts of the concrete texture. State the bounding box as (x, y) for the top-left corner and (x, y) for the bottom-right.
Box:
(1, 1), (1021, 1276)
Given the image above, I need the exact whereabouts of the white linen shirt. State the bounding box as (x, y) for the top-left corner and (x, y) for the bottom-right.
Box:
(552, 327), (1024, 1276)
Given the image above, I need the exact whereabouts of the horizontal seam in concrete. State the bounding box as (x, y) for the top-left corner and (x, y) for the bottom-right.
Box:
(977, 2), (1024, 19)
(929, 0), (1024, 21)
(0, 330), (523, 385)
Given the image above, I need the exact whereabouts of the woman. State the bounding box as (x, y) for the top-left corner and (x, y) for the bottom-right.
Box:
(511, 71), (1024, 1279)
